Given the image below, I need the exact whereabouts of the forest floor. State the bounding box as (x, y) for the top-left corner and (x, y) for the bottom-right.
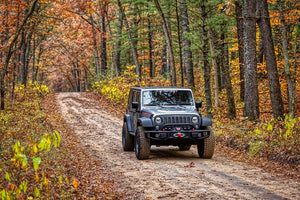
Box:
(43, 92), (300, 199)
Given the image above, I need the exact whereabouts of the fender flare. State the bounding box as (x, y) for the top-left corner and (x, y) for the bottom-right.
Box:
(124, 114), (134, 134)
(201, 117), (212, 127)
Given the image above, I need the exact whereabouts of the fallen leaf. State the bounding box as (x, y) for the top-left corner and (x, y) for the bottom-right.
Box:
(73, 177), (79, 189)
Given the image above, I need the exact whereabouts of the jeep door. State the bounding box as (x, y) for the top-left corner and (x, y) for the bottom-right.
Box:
(128, 90), (141, 133)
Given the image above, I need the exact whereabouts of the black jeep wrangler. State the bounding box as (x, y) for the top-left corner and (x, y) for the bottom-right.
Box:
(122, 87), (215, 160)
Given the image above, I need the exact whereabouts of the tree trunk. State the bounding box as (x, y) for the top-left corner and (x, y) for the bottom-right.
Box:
(117, 0), (140, 78)
(175, 0), (184, 87)
(35, 44), (43, 82)
(208, 29), (219, 107)
(31, 34), (36, 84)
(11, 56), (17, 102)
(72, 64), (77, 92)
(20, 31), (27, 85)
(243, 0), (259, 120)
(221, 31), (236, 119)
(148, 17), (154, 78)
(100, 4), (108, 74)
(73, 62), (81, 92)
(84, 70), (88, 92)
(161, 44), (168, 75)
(90, 15), (100, 80)
(179, 0), (194, 88)
(154, 0), (176, 86)
(24, 31), (32, 85)
(215, 38), (223, 92)
(77, 66), (81, 92)
(113, 9), (123, 75)
(235, 0), (245, 101)
(201, 1), (213, 118)
(277, 0), (295, 118)
(257, 0), (284, 119)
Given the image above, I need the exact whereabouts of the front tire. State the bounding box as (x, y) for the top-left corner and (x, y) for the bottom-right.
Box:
(135, 126), (150, 160)
(122, 121), (134, 151)
(197, 127), (215, 158)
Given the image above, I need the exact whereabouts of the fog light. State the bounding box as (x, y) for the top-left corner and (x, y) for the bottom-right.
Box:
(198, 133), (202, 137)
(155, 133), (160, 138)
(203, 132), (207, 136)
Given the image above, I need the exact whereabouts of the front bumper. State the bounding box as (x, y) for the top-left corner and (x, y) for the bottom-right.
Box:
(145, 129), (210, 141)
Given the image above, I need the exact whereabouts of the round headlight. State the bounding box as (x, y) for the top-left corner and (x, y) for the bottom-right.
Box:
(155, 117), (162, 124)
(192, 116), (199, 124)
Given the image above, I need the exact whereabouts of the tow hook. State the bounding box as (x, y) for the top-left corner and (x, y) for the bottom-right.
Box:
(173, 133), (185, 138)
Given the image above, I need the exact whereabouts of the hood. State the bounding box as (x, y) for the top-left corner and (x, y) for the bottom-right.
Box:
(142, 106), (199, 116)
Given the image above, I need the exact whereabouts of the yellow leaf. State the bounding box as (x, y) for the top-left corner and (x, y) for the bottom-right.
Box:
(44, 177), (49, 186)
(35, 173), (39, 183)
(73, 177), (78, 189)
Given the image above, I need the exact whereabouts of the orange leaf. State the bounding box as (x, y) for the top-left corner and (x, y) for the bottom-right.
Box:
(73, 177), (78, 189)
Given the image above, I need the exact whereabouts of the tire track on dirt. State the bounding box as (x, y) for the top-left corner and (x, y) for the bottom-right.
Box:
(56, 92), (300, 200)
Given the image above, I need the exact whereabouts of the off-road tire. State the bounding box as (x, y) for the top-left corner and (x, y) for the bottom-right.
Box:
(122, 121), (134, 151)
(197, 127), (215, 158)
(178, 144), (191, 151)
(135, 126), (150, 160)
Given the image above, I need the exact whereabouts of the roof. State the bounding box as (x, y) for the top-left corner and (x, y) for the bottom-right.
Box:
(130, 86), (192, 90)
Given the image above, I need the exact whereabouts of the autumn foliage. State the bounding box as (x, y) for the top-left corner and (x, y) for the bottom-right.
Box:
(0, 84), (64, 199)
(0, 85), (122, 199)
(0, 0), (299, 197)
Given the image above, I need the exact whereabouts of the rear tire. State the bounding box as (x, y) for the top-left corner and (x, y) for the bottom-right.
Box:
(178, 144), (191, 151)
(135, 126), (150, 160)
(122, 121), (134, 151)
(197, 127), (215, 158)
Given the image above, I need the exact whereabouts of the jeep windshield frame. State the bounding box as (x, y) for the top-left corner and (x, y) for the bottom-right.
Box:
(142, 89), (195, 107)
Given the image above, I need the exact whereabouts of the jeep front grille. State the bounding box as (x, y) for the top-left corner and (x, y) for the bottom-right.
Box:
(162, 115), (192, 124)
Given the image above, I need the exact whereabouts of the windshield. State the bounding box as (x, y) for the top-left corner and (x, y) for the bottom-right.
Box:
(142, 90), (194, 106)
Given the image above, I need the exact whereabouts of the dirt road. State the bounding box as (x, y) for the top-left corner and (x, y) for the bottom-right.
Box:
(56, 92), (299, 200)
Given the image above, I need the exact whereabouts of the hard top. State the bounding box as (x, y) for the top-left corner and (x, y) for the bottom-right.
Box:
(130, 86), (192, 91)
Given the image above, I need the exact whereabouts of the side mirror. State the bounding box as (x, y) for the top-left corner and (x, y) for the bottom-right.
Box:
(195, 101), (202, 109)
(132, 101), (139, 110)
